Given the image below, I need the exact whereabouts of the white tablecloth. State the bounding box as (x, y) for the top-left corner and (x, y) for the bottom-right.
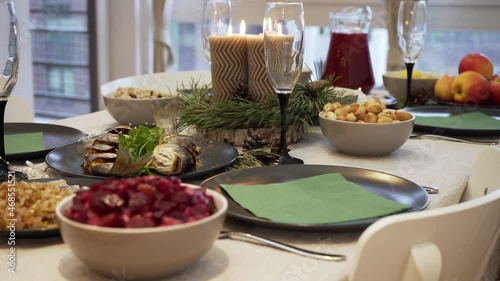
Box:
(2, 110), (499, 281)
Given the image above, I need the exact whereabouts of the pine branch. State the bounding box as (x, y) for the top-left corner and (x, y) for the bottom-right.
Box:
(177, 79), (350, 132)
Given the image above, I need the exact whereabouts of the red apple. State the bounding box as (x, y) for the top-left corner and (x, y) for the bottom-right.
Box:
(458, 53), (494, 80)
(434, 74), (455, 102)
(489, 74), (500, 105)
(451, 71), (491, 104)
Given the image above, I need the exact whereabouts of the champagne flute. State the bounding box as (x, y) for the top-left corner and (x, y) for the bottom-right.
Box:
(264, 2), (304, 165)
(397, 0), (426, 108)
(0, 0), (19, 158)
(201, 0), (232, 63)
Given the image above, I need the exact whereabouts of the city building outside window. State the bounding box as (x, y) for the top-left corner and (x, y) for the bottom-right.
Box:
(29, 0), (97, 121)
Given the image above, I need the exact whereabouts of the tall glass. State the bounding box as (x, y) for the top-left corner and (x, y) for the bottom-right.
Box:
(201, 0), (232, 63)
(0, 0), (19, 158)
(264, 2), (304, 165)
(397, 0), (426, 108)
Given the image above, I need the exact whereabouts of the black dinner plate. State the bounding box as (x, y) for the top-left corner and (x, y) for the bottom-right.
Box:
(0, 177), (99, 238)
(405, 106), (500, 136)
(45, 137), (239, 180)
(201, 164), (429, 231)
(431, 97), (500, 109)
(4, 123), (85, 162)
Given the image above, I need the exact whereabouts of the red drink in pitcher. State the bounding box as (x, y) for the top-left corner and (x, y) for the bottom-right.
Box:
(321, 6), (374, 94)
(322, 32), (375, 94)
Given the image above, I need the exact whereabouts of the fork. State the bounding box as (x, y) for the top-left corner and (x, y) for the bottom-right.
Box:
(410, 134), (499, 145)
(219, 230), (346, 261)
(77, 127), (117, 142)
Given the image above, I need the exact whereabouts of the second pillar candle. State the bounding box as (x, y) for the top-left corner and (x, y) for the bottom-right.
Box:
(247, 34), (275, 103)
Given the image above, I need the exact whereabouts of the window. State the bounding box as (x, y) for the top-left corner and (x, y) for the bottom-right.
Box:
(418, 30), (500, 75)
(169, 0), (500, 89)
(29, 0), (97, 120)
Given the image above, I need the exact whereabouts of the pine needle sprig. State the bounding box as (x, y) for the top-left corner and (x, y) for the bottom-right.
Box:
(177, 78), (351, 132)
(228, 146), (280, 171)
(178, 85), (280, 132)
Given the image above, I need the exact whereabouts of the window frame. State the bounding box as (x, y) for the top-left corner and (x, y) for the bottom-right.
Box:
(171, 0), (500, 29)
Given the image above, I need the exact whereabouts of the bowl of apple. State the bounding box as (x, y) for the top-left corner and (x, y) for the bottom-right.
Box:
(434, 52), (499, 106)
(56, 176), (227, 280)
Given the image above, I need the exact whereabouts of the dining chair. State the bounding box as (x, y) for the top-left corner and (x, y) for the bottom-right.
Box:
(461, 146), (500, 202)
(343, 189), (500, 281)
(461, 146), (500, 281)
(5, 95), (34, 122)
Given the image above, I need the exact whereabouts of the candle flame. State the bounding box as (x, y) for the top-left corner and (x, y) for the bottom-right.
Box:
(228, 24), (233, 35)
(262, 17), (273, 32)
(240, 20), (246, 35)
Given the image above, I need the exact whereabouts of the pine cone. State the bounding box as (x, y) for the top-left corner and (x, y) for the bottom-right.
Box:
(409, 88), (431, 106)
(306, 80), (331, 93)
(234, 83), (250, 100)
(243, 133), (271, 150)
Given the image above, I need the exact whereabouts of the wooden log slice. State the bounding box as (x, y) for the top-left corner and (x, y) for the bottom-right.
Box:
(195, 126), (305, 147)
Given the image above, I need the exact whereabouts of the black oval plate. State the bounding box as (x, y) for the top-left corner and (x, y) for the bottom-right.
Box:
(45, 137), (239, 181)
(0, 177), (100, 238)
(5, 123), (85, 162)
(201, 164), (429, 231)
(431, 97), (500, 109)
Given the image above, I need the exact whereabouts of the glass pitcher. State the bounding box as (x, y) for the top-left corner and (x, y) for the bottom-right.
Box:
(321, 6), (375, 94)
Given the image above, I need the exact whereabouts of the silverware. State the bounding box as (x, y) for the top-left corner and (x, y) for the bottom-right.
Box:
(219, 230), (346, 262)
(410, 134), (499, 145)
(423, 185), (439, 194)
(0, 158), (28, 181)
(77, 128), (114, 142)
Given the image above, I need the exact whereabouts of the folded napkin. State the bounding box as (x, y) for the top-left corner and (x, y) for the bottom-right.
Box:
(5, 132), (45, 154)
(220, 173), (411, 224)
(415, 111), (500, 130)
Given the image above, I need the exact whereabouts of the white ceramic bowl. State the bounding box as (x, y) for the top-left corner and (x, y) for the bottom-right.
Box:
(102, 92), (177, 126)
(101, 71), (211, 126)
(56, 183), (227, 280)
(318, 112), (415, 156)
(383, 70), (441, 103)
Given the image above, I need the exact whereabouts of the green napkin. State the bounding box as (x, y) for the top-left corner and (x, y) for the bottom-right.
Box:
(5, 132), (45, 154)
(415, 112), (500, 130)
(220, 173), (411, 224)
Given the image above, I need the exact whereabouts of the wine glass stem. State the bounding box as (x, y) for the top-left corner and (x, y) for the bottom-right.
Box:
(404, 62), (414, 108)
(0, 100), (6, 158)
(277, 93), (290, 154)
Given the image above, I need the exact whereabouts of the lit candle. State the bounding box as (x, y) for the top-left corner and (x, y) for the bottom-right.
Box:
(247, 33), (274, 103)
(209, 20), (248, 102)
(240, 19), (246, 35)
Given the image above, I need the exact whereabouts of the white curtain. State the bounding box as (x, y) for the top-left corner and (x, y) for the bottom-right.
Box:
(153, 0), (174, 72)
(385, 0), (404, 71)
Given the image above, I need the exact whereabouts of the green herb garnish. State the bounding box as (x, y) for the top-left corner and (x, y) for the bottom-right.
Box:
(118, 126), (163, 160)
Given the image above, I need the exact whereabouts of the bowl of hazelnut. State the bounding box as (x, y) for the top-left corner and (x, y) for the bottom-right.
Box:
(318, 100), (415, 156)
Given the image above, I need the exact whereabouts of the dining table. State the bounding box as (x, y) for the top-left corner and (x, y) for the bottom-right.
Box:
(2, 103), (500, 281)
